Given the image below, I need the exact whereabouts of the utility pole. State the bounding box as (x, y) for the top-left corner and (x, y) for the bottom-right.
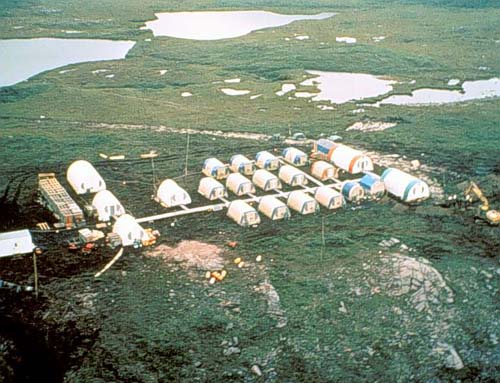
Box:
(32, 250), (39, 298)
(184, 133), (190, 177)
(321, 217), (325, 261)
(151, 156), (157, 193)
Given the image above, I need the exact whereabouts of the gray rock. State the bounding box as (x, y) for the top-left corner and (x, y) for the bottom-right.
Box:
(251, 365), (263, 377)
(223, 347), (241, 356)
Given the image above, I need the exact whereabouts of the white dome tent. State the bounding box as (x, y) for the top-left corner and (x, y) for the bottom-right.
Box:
(230, 154), (255, 175)
(283, 147), (308, 167)
(202, 158), (230, 179)
(198, 177), (227, 200)
(156, 179), (192, 208)
(314, 187), (344, 210)
(252, 169), (282, 191)
(381, 168), (430, 202)
(341, 182), (365, 202)
(226, 200), (261, 226)
(258, 196), (290, 220)
(255, 151), (280, 170)
(279, 165), (308, 187)
(311, 161), (338, 181)
(287, 191), (319, 215)
(92, 190), (125, 222)
(328, 144), (373, 174)
(67, 160), (106, 195)
(112, 214), (148, 247)
(226, 173), (256, 196)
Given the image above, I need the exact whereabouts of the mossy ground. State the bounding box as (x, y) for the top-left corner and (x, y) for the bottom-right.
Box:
(0, 1), (499, 381)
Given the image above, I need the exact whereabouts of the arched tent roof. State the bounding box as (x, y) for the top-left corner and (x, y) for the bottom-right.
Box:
(341, 181), (365, 202)
(230, 154), (255, 175)
(315, 187), (344, 209)
(112, 214), (147, 247)
(287, 191), (318, 214)
(156, 179), (192, 207)
(67, 160), (106, 194)
(381, 168), (430, 202)
(198, 177), (227, 200)
(227, 200), (261, 226)
(202, 158), (229, 179)
(279, 165), (307, 186)
(252, 169), (282, 191)
(311, 161), (337, 181)
(255, 151), (279, 170)
(226, 173), (255, 196)
(258, 196), (290, 220)
(283, 147), (308, 166)
(329, 145), (373, 174)
(92, 190), (125, 221)
(360, 172), (386, 197)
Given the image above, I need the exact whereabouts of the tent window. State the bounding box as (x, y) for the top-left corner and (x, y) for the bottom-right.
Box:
(81, 182), (85, 190)
(128, 233), (132, 240)
(99, 180), (102, 187)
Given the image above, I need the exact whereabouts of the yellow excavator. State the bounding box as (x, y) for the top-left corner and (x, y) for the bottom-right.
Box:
(464, 181), (500, 226)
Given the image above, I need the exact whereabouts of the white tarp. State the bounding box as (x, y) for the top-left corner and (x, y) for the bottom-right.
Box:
(0, 229), (35, 258)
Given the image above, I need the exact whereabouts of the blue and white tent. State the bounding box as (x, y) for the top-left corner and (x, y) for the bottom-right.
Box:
(253, 169), (282, 191)
(282, 147), (308, 167)
(255, 151), (280, 170)
(360, 172), (386, 198)
(258, 196), (290, 220)
(230, 154), (255, 175)
(381, 168), (430, 202)
(202, 158), (229, 179)
(341, 181), (365, 202)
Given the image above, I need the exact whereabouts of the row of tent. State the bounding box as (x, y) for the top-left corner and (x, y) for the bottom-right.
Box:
(200, 160), (428, 204)
(202, 148), (308, 180)
(226, 187), (345, 226)
(222, 170), (429, 227)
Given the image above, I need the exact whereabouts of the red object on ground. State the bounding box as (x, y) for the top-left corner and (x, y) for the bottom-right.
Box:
(227, 241), (238, 248)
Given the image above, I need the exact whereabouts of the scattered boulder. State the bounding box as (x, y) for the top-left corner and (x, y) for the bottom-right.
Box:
(433, 342), (464, 370)
(346, 121), (397, 133)
(255, 281), (287, 328)
(251, 365), (263, 377)
(223, 347), (241, 356)
(377, 254), (454, 312)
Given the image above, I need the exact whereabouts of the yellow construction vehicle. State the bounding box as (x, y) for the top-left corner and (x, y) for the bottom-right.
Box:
(464, 181), (500, 226)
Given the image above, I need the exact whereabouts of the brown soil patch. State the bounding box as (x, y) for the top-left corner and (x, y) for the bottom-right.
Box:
(145, 241), (224, 270)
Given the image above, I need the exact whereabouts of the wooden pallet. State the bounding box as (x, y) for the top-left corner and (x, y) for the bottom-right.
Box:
(38, 173), (85, 228)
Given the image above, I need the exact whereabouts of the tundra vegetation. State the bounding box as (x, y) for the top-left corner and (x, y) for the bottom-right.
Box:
(0, 0), (499, 382)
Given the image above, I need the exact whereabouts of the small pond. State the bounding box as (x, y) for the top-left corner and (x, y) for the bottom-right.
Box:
(0, 38), (136, 87)
(142, 11), (335, 40)
(301, 71), (395, 104)
(378, 78), (500, 106)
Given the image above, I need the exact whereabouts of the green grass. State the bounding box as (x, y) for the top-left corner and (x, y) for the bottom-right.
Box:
(1, 1), (499, 381)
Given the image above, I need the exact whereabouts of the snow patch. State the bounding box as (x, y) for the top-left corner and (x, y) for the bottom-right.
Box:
(221, 88), (250, 96)
(276, 83), (296, 96)
(336, 36), (357, 44)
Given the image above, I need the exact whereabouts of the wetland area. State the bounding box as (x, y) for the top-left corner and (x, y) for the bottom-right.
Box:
(0, 1), (499, 382)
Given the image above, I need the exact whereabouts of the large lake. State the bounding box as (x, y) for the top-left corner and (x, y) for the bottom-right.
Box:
(142, 11), (335, 40)
(0, 38), (136, 87)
